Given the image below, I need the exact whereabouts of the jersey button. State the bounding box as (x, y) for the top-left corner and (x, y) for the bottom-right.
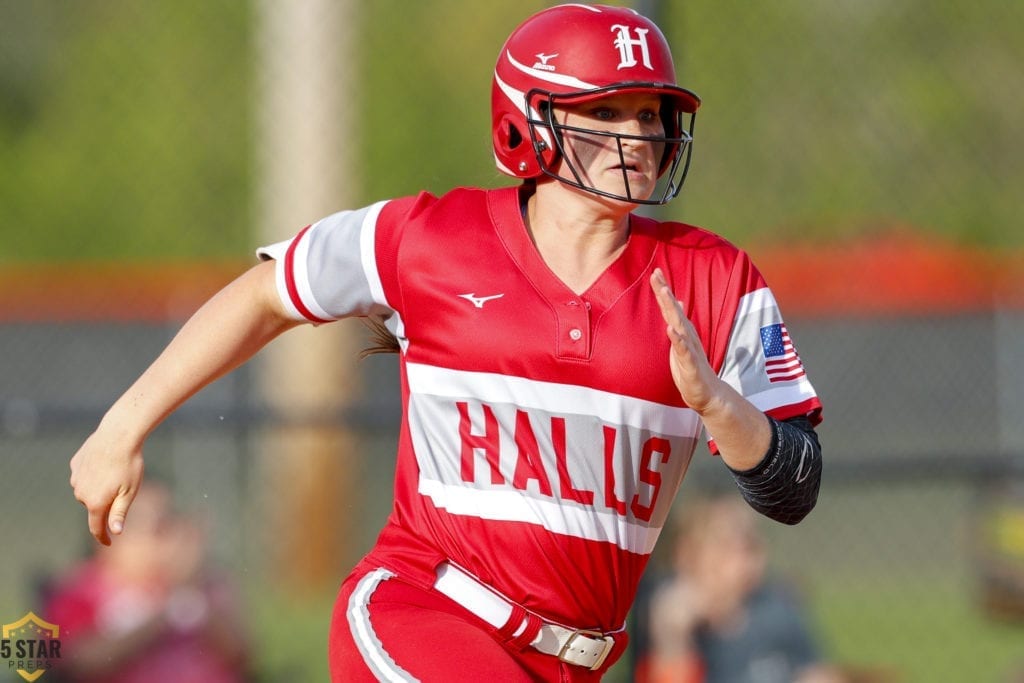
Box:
(568, 328), (583, 341)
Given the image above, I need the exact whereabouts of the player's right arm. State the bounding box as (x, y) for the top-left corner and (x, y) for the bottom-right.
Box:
(70, 260), (302, 545)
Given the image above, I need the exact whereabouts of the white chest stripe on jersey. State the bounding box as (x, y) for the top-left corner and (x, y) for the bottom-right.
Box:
(405, 362), (700, 554)
(405, 362), (699, 437)
(418, 478), (671, 555)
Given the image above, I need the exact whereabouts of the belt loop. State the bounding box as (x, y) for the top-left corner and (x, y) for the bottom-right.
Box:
(507, 613), (542, 652)
(495, 603), (527, 641)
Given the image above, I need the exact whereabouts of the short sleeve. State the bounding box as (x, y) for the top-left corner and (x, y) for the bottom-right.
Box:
(718, 283), (822, 425)
(256, 200), (394, 323)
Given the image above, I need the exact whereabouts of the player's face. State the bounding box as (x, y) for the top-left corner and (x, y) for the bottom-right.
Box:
(552, 92), (666, 203)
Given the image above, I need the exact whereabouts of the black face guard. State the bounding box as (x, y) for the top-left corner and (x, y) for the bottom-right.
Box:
(525, 90), (696, 205)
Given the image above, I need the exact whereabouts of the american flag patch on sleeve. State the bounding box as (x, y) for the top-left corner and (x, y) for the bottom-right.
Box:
(759, 323), (806, 383)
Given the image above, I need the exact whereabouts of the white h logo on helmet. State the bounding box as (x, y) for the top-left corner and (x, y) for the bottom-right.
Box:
(611, 24), (652, 70)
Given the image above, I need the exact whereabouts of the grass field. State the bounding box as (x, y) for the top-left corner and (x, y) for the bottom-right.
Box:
(244, 575), (1024, 683)
(815, 578), (1023, 683)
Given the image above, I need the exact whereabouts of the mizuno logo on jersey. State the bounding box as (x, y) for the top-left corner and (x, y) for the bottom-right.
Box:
(458, 293), (504, 308)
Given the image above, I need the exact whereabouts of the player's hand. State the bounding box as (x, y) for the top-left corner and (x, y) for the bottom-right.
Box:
(69, 426), (145, 545)
(650, 268), (724, 415)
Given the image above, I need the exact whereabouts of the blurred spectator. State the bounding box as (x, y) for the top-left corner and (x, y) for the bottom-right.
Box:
(44, 482), (251, 683)
(634, 495), (845, 683)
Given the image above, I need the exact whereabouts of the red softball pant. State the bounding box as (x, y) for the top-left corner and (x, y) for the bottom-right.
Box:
(328, 563), (624, 682)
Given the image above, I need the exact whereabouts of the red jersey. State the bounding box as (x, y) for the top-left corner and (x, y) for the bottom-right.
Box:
(258, 186), (821, 632)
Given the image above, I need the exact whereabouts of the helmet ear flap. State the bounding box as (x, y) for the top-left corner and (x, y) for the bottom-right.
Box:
(494, 113), (539, 177)
(658, 99), (681, 174)
(506, 120), (523, 150)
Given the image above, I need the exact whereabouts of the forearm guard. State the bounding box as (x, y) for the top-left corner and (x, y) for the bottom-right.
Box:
(728, 416), (822, 525)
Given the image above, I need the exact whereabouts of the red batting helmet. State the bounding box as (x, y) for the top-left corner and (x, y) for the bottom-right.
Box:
(491, 4), (701, 204)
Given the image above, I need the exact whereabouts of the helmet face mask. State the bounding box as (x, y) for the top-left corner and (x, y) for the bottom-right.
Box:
(526, 88), (696, 205)
(491, 4), (701, 205)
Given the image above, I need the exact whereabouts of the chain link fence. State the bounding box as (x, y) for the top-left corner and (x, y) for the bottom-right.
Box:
(2, 1), (1022, 681)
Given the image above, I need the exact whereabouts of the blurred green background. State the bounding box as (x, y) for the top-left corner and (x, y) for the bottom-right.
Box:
(1, 1), (1022, 682)
(3, 0), (1021, 263)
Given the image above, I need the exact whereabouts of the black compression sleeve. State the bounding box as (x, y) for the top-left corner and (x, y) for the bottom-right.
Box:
(727, 416), (822, 525)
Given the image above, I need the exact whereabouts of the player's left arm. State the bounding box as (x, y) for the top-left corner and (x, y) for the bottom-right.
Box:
(650, 268), (821, 524)
(727, 415), (821, 525)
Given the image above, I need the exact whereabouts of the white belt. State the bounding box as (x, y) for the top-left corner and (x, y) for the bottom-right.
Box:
(433, 562), (616, 671)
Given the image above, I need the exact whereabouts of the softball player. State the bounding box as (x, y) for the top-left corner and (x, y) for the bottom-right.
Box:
(70, 5), (823, 681)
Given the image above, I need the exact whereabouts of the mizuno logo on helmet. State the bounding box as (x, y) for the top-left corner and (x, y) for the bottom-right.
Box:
(611, 25), (652, 70)
(532, 52), (559, 71)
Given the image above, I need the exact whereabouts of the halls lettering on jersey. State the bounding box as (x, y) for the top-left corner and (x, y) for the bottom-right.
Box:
(456, 401), (675, 523)
(405, 363), (702, 554)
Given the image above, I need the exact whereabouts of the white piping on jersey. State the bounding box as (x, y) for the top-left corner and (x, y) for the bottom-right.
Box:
(358, 200), (389, 305)
(405, 362), (700, 438)
(418, 477), (666, 556)
(347, 568), (420, 682)
(288, 223), (334, 322)
(735, 368), (817, 414)
(256, 239), (305, 321)
(359, 199), (409, 352)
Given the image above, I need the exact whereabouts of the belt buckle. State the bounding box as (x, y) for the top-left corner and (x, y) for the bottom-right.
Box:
(557, 629), (615, 671)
